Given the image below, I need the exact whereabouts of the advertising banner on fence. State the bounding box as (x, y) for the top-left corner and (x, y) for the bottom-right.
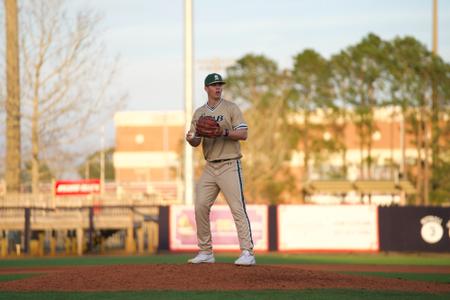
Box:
(379, 206), (450, 252)
(54, 179), (101, 196)
(169, 205), (268, 251)
(278, 205), (379, 251)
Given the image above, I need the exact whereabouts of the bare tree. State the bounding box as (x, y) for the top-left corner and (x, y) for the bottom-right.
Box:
(18, 0), (126, 192)
(4, 0), (21, 193)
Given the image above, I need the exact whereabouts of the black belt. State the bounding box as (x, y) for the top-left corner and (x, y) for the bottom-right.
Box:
(210, 158), (235, 163)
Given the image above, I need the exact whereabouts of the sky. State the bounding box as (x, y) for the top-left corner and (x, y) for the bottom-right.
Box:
(1, 0), (449, 176)
(71, 0), (450, 112)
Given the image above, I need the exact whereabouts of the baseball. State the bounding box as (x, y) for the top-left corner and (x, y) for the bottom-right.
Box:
(187, 132), (199, 140)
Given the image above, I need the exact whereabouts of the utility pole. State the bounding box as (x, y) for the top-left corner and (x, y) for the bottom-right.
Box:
(399, 112), (405, 178)
(100, 126), (105, 195)
(184, 0), (194, 205)
(432, 0), (438, 54)
(4, 0), (21, 194)
(428, 0), (439, 205)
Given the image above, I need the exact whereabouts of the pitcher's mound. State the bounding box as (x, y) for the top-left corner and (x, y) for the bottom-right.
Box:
(0, 264), (448, 293)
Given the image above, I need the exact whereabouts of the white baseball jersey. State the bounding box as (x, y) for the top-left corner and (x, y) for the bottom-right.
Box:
(189, 98), (248, 161)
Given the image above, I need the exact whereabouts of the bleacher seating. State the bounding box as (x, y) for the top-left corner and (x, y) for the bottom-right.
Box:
(303, 180), (416, 196)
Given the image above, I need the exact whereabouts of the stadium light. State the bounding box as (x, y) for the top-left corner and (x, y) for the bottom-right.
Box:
(432, 0), (438, 54)
(184, 0), (194, 205)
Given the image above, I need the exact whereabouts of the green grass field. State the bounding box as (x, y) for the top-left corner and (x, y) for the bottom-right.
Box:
(1, 252), (449, 268)
(1, 290), (450, 300)
(0, 252), (449, 300)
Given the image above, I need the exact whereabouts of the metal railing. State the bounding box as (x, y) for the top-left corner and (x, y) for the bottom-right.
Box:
(0, 193), (164, 256)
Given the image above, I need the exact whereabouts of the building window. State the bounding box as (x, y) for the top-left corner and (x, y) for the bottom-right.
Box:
(135, 134), (145, 145)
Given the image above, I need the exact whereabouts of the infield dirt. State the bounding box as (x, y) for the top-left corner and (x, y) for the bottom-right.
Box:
(0, 264), (449, 293)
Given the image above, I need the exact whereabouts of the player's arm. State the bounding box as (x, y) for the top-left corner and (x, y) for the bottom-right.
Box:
(186, 113), (202, 147)
(229, 104), (248, 141)
(225, 128), (247, 141)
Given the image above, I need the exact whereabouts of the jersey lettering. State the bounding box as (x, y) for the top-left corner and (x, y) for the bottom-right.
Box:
(200, 114), (224, 123)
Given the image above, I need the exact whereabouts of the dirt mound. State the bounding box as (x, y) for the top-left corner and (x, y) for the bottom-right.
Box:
(0, 264), (448, 293)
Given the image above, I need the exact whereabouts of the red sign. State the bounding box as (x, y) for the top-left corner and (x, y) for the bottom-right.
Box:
(55, 179), (101, 196)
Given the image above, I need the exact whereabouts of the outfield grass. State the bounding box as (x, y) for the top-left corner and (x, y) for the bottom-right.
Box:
(0, 274), (38, 282)
(342, 271), (450, 283)
(238, 252), (450, 266)
(1, 252), (450, 268)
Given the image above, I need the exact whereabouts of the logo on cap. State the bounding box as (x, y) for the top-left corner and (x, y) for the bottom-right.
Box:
(204, 73), (226, 86)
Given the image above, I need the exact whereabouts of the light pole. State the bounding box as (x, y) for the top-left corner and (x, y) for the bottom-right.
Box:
(184, 0), (194, 205)
(100, 126), (105, 195)
(426, 0), (438, 205)
(432, 0), (438, 54)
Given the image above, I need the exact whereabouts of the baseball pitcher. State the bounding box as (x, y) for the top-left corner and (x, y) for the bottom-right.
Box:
(186, 73), (255, 266)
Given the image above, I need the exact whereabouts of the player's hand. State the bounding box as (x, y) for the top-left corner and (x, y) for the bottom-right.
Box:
(186, 132), (201, 145)
(186, 131), (196, 141)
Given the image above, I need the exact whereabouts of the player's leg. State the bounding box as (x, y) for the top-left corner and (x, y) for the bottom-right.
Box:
(217, 160), (254, 257)
(194, 165), (220, 254)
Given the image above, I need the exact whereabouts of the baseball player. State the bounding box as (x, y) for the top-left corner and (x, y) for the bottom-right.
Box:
(186, 73), (255, 266)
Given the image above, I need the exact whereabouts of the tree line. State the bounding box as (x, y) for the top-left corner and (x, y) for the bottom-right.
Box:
(4, 2), (450, 205)
(225, 33), (450, 205)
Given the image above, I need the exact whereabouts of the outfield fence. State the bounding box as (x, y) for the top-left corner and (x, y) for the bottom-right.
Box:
(1, 201), (449, 257)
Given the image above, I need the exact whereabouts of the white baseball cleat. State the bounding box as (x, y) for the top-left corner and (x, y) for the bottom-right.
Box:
(188, 252), (215, 264)
(234, 250), (256, 266)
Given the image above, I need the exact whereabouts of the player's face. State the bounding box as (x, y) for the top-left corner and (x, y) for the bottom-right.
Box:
(205, 83), (223, 100)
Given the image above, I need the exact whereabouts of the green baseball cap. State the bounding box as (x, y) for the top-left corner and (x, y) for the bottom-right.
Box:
(204, 73), (226, 86)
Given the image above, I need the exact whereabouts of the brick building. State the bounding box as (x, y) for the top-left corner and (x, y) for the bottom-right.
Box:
(113, 108), (418, 204)
(113, 111), (185, 202)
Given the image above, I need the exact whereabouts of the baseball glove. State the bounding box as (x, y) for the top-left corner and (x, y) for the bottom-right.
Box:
(195, 116), (223, 138)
